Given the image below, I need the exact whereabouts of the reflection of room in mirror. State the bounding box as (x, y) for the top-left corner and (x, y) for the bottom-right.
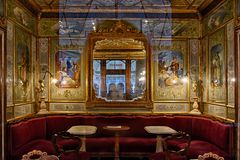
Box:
(91, 35), (148, 104)
(106, 75), (126, 100)
(92, 59), (146, 101)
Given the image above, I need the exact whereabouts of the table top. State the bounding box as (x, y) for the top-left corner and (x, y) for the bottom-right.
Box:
(67, 125), (97, 136)
(103, 125), (130, 131)
(144, 126), (177, 135)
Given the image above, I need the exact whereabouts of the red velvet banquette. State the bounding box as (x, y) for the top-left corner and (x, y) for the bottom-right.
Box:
(7, 115), (235, 160)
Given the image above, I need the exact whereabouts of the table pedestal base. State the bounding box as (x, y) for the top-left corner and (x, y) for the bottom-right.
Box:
(80, 136), (86, 152)
(114, 133), (119, 160)
(156, 135), (163, 152)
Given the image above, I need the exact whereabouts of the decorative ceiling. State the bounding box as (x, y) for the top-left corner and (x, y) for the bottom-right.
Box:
(33, 0), (204, 10)
(20, 0), (223, 18)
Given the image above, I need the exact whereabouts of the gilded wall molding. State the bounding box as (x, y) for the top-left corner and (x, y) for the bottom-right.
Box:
(0, 18), (6, 27)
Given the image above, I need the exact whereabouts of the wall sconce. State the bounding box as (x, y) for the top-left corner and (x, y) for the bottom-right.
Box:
(37, 70), (57, 114)
(182, 72), (203, 115)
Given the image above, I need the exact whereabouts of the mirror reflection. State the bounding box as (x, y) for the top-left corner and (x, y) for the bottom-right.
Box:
(92, 38), (146, 101)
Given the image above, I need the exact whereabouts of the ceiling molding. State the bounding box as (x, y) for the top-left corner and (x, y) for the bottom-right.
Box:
(41, 8), (198, 14)
(17, 0), (221, 19)
(41, 12), (199, 19)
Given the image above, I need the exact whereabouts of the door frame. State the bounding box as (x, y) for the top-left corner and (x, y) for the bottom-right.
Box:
(235, 28), (240, 160)
(0, 28), (6, 160)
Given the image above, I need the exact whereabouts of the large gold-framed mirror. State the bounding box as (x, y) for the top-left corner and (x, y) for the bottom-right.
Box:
(87, 20), (152, 109)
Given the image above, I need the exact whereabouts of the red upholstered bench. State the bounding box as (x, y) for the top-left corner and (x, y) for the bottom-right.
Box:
(7, 115), (235, 160)
(8, 117), (55, 160)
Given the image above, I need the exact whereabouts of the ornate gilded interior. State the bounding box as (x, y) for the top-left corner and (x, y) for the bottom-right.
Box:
(0, 0), (237, 117)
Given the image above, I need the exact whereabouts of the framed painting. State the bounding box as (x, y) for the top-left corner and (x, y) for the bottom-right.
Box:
(54, 50), (81, 88)
(157, 50), (184, 87)
(208, 28), (226, 102)
(142, 20), (199, 38)
(7, 0), (36, 32)
(40, 18), (96, 37)
(14, 27), (32, 102)
(50, 38), (85, 101)
(203, 0), (233, 34)
(58, 19), (91, 37)
(153, 40), (188, 101)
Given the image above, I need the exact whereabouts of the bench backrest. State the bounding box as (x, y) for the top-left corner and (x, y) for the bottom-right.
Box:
(8, 115), (234, 156)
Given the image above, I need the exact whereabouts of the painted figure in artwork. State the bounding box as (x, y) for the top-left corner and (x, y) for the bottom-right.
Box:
(72, 62), (80, 81)
(17, 44), (29, 84)
(207, 0), (233, 31)
(212, 52), (221, 82)
(170, 56), (179, 77)
(57, 67), (75, 87)
(19, 54), (27, 82)
(16, 43), (30, 98)
(55, 50), (81, 88)
(211, 43), (223, 87)
(158, 51), (184, 87)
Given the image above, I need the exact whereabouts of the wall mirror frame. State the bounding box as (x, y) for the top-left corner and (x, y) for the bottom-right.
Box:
(86, 21), (152, 109)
